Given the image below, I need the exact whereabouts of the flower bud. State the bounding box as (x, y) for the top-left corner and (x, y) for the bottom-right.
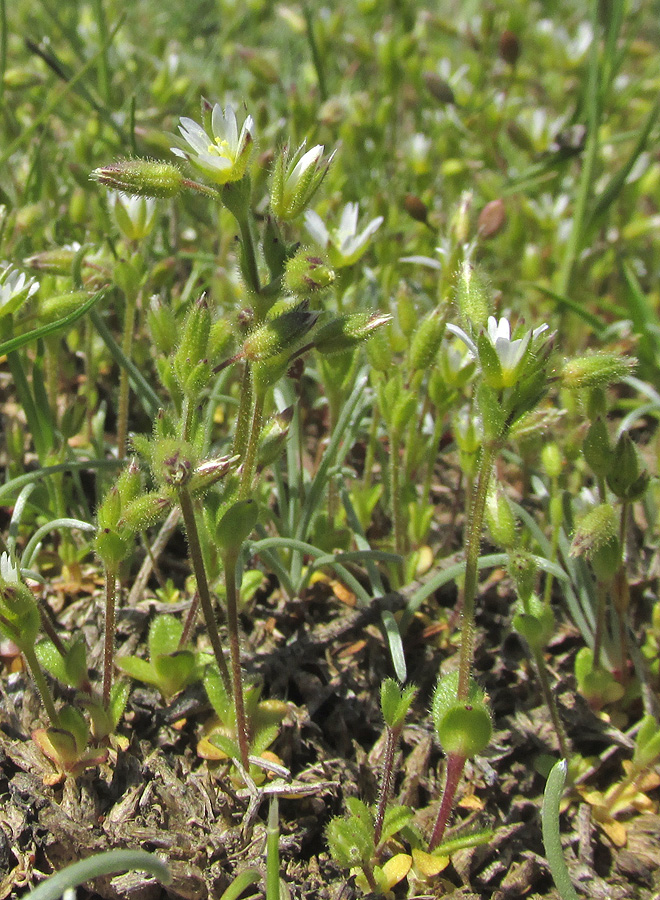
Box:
(508, 551), (537, 603)
(582, 417), (612, 478)
(485, 485), (517, 549)
(560, 352), (636, 391)
(409, 308), (446, 371)
(243, 304), (319, 362)
(590, 536), (621, 584)
(455, 262), (490, 329)
(606, 431), (649, 501)
(570, 502), (617, 559)
(366, 328), (393, 372)
(257, 409), (293, 468)
(119, 493), (171, 532)
(315, 312), (391, 356)
(541, 442), (562, 479)
(92, 159), (184, 198)
(39, 291), (91, 325)
(284, 250), (335, 295)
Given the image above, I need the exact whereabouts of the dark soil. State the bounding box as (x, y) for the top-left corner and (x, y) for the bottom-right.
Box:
(1, 489), (660, 899)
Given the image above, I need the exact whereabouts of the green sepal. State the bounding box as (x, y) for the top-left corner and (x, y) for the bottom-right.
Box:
(512, 595), (555, 651)
(582, 417), (612, 478)
(380, 678), (416, 729)
(432, 671), (492, 758)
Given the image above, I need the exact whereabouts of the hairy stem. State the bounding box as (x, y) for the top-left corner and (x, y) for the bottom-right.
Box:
(373, 724), (401, 848)
(428, 753), (467, 850)
(117, 290), (138, 458)
(238, 389), (264, 501)
(177, 487), (231, 694)
(224, 547), (250, 771)
(457, 442), (496, 700)
(102, 565), (117, 709)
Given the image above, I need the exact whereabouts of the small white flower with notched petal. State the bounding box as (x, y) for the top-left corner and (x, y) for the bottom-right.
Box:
(482, 316), (549, 388)
(171, 102), (254, 185)
(304, 202), (383, 268)
(0, 265), (39, 319)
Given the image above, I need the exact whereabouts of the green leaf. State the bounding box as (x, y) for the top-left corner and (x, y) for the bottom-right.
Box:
(148, 614), (183, 659)
(115, 656), (159, 687)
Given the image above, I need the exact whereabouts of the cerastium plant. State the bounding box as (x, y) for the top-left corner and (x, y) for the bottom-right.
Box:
(88, 98), (391, 778)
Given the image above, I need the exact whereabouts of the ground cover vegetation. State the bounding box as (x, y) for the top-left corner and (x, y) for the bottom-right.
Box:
(0, 0), (659, 898)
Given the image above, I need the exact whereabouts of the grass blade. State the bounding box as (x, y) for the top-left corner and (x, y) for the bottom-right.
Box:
(542, 760), (580, 900)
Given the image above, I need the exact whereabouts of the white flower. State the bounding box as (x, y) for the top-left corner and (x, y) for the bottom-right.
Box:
(271, 141), (332, 221)
(446, 316), (549, 389)
(109, 191), (157, 241)
(0, 551), (19, 585)
(0, 265), (39, 319)
(171, 103), (254, 185)
(304, 202), (383, 268)
(485, 316), (549, 387)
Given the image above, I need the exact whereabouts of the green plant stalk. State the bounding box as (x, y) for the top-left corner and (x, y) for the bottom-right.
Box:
(612, 500), (631, 682)
(542, 759), (579, 900)
(177, 487), (232, 694)
(428, 752), (467, 851)
(117, 289), (138, 458)
(373, 723), (402, 848)
(363, 404), (380, 491)
(22, 643), (60, 727)
(592, 578), (608, 670)
(102, 565), (118, 709)
(238, 389), (264, 501)
(233, 363), (253, 461)
(457, 441), (497, 700)
(223, 546), (250, 771)
(422, 410), (445, 507)
(23, 849), (171, 900)
(43, 337), (59, 428)
(266, 796), (281, 900)
(302, 1), (327, 101)
(554, 0), (601, 301)
(389, 429), (404, 566)
(531, 644), (571, 761)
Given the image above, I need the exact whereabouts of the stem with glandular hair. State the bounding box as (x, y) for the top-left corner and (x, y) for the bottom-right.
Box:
(223, 546), (250, 772)
(177, 486), (231, 694)
(102, 565), (117, 709)
(457, 441), (497, 700)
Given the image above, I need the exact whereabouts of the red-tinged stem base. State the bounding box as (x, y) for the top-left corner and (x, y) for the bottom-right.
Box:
(428, 753), (467, 851)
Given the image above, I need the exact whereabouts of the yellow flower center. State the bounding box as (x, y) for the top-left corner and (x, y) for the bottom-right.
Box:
(207, 137), (233, 159)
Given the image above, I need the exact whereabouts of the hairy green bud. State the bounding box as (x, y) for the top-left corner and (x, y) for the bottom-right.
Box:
(560, 352), (636, 391)
(92, 159), (184, 198)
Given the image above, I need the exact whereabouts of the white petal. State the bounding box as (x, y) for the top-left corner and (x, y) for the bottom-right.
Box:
(336, 202), (359, 242)
(304, 209), (329, 247)
(222, 105), (239, 150)
(291, 144), (323, 181)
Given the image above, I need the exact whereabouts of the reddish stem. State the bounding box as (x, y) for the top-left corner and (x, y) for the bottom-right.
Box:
(428, 753), (466, 850)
